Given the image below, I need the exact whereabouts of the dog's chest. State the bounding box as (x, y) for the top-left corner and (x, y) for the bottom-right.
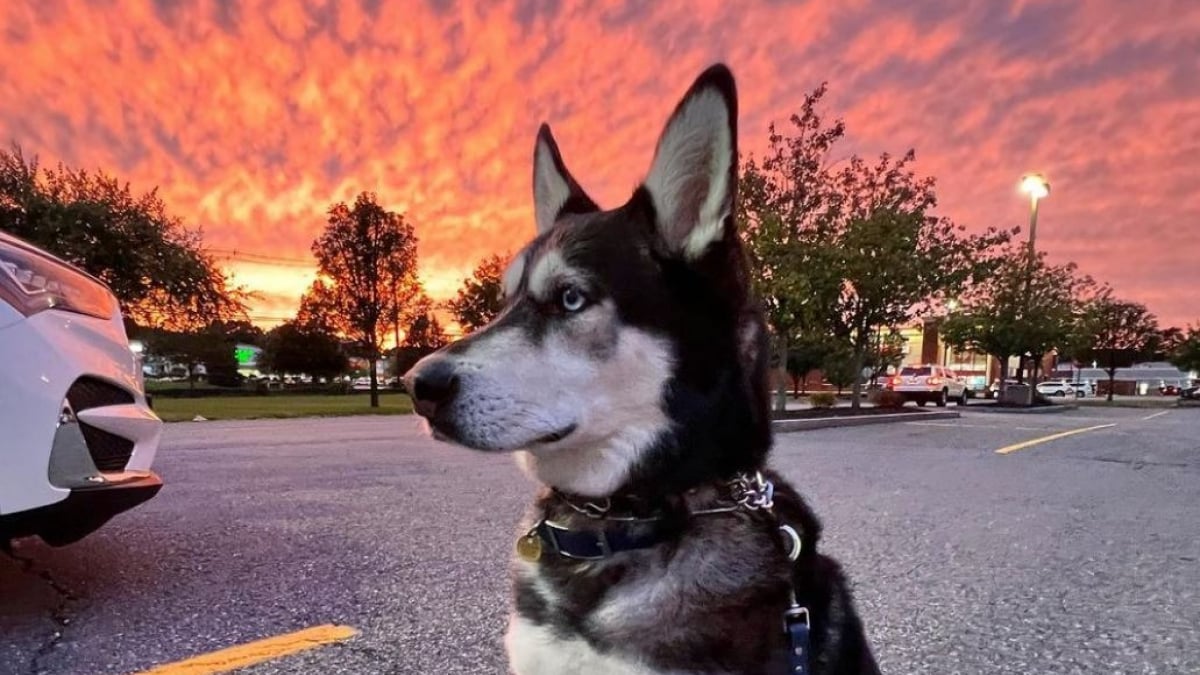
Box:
(506, 522), (787, 673)
(506, 615), (681, 675)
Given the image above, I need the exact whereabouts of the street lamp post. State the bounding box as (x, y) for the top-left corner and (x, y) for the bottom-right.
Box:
(1019, 174), (1050, 389)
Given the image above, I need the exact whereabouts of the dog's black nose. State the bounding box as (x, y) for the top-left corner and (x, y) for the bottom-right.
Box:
(410, 360), (459, 418)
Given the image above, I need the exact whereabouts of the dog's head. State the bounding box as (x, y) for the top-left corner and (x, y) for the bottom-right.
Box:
(405, 64), (771, 497)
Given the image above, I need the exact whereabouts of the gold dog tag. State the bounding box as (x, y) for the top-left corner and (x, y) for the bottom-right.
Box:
(516, 533), (543, 562)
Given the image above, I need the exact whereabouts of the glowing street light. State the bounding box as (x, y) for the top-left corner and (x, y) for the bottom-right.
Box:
(1020, 173), (1050, 263)
(1020, 174), (1050, 200)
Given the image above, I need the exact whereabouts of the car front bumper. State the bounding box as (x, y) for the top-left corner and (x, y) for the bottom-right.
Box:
(0, 472), (162, 546)
(1, 309), (161, 518)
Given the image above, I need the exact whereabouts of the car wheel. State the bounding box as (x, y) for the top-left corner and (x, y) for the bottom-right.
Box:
(1055, 390), (1065, 397)
(1075, 390), (1084, 398)
(936, 389), (948, 407)
(958, 390), (968, 406)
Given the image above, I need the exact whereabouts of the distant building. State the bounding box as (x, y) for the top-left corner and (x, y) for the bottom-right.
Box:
(771, 319), (1197, 397)
(1056, 361), (1194, 396)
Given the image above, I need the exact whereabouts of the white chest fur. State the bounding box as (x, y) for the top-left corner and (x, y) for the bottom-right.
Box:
(505, 615), (672, 675)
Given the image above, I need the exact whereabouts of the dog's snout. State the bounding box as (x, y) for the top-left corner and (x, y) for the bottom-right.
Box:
(410, 360), (460, 418)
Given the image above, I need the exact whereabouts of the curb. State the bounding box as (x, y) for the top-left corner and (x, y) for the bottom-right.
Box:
(772, 409), (960, 433)
(967, 403), (1078, 414)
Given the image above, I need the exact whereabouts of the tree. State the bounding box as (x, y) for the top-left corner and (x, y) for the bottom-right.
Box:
(310, 192), (420, 407)
(447, 253), (509, 333)
(821, 346), (859, 396)
(864, 331), (906, 386)
(296, 278), (341, 335)
(260, 321), (347, 381)
(391, 289), (450, 380)
(817, 174), (1009, 409)
(739, 85), (1010, 410)
(1147, 326), (1186, 362)
(942, 247), (1091, 399)
(739, 84), (846, 412)
(786, 333), (832, 397)
(402, 291), (449, 351)
(0, 145), (248, 329)
(1169, 325), (1200, 374)
(1071, 294), (1159, 401)
(207, 319), (265, 346)
(146, 325), (237, 389)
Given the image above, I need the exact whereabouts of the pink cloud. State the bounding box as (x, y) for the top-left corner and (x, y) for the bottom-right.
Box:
(0, 0), (1194, 327)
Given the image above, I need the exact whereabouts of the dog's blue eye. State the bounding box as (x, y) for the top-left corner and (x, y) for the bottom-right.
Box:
(560, 287), (587, 312)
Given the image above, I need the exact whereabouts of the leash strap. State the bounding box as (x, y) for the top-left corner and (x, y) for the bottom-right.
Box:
(784, 606), (811, 675)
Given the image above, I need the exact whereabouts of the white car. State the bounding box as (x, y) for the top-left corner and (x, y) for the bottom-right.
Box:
(0, 232), (162, 546)
(887, 364), (969, 406)
(1035, 380), (1087, 398)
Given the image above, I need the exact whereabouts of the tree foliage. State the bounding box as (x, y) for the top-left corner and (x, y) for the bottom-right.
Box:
(1147, 326), (1186, 362)
(942, 247), (1093, 392)
(146, 324), (238, 389)
(1169, 325), (1200, 374)
(864, 331), (907, 385)
(1071, 293), (1159, 401)
(309, 192), (420, 407)
(0, 145), (248, 329)
(738, 85), (846, 411)
(402, 290), (449, 351)
(821, 346), (859, 395)
(785, 332), (831, 396)
(739, 84), (1010, 409)
(260, 321), (347, 381)
(207, 319), (265, 346)
(448, 253), (509, 334)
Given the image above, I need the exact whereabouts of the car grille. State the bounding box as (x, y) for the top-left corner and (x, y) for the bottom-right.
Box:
(78, 422), (136, 472)
(67, 376), (134, 412)
(66, 377), (137, 472)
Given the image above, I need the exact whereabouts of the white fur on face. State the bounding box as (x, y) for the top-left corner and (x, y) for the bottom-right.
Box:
(643, 87), (732, 260)
(525, 247), (571, 299)
(434, 302), (674, 497)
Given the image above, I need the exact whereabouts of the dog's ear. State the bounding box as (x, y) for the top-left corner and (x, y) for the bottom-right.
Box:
(532, 123), (598, 234)
(641, 64), (738, 260)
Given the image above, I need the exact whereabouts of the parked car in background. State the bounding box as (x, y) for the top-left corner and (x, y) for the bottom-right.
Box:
(1159, 384), (1181, 397)
(1036, 379), (1087, 398)
(887, 365), (969, 406)
(1178, 384), (1199, 400)
(0, 232), (162, 546)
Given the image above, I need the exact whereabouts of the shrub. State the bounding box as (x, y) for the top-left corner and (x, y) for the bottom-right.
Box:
(810, 392), (837, 409)
(875, 390), (906, 409)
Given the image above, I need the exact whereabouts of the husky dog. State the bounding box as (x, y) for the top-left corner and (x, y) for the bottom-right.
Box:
(405, 64), (880, 674)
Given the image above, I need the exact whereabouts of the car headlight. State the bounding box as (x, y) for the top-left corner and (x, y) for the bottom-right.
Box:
(0, 235), (118, 320)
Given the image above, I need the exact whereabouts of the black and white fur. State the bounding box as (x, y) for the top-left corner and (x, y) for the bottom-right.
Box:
(405, 64), (880, 674)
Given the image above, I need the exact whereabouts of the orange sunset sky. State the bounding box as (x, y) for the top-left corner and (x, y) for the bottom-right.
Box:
(1, 0), (1197, 329)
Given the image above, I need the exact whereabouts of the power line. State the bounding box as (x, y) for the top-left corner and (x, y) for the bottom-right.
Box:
(209, 248), (315, 267)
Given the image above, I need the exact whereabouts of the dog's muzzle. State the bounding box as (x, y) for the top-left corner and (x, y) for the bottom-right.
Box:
(407, 359), (460, 420)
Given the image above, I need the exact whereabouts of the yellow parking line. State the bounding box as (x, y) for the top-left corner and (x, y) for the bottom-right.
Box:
(995, 424), (1116, 455)
(132, 624), (357, 675)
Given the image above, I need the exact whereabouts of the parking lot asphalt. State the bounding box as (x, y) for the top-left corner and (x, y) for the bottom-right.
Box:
(2, 408), (1198, 674)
